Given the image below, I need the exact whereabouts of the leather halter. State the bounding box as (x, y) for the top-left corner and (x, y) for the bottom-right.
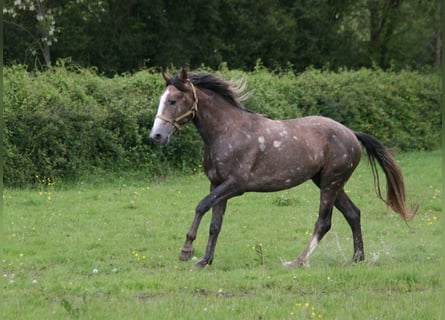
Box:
(156, 80), (198, 130)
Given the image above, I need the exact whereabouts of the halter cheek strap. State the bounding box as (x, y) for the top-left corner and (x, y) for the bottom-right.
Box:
(157, 80), (198, 131)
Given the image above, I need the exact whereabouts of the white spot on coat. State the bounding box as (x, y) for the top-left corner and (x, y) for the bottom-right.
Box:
(258, 136), (266, 152)
(273, 140), (282, 148)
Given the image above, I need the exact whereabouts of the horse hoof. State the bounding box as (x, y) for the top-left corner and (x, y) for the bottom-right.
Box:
(281, 259), (309, 268)
(352, 252), (365, 263)
(194, 259), (209, 268)
(179, 249), (195, 261)
(282, 260), (298, 268)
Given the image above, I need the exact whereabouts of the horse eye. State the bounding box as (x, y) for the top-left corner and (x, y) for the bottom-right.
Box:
(169, 100), (177, 106)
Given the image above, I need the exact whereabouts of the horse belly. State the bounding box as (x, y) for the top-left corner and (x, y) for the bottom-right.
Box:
(244, 148), (320, 192)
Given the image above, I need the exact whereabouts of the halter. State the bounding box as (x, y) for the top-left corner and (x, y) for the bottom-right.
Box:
(157, 80), (198, 130)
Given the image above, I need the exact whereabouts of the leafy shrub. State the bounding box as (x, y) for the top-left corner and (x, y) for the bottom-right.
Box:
(3, 64), (440, 186)
(290, 68), (441, 151)
(3, 64), (202, 186)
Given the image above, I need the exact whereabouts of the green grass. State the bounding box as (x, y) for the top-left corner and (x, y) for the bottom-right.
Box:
(2, 151), (442, 319)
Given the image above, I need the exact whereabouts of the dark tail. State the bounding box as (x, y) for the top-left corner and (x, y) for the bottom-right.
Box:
(355, 132), (417, 220)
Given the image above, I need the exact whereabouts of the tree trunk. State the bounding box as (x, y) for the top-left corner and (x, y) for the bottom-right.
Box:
(434, 1), (442, 68)
(367, 0), (402, 69)
(367, 0), (381, 65)
(41, 41), (52, 67)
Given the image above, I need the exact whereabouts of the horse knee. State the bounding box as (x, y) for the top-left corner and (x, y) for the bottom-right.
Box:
(196, 202), (209, 215)
(186, 231), (197, 242)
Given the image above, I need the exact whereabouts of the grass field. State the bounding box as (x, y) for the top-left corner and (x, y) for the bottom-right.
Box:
(2, 150), (442, 319)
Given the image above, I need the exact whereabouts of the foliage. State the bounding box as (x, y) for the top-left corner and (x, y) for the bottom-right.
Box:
(3, 0), (442, 74)
(2, 151), (442, 319)
(3, 63), (202, 186)
(290, 68), (442, 151)
(3, 64), (441, 186)
(3, 0), (58, 66)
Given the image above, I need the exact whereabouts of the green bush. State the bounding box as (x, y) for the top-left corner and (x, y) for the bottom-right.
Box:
(290, 68), (441, 151)
(3, 64), (441, 186)
(3, 64), (203, 186)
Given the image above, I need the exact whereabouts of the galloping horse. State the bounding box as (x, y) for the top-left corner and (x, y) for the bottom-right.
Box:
(150, 70), (416, 268)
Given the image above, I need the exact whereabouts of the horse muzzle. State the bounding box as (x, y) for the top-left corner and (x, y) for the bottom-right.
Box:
(149, 129), (171, 145)
(149, 117), (176, 145)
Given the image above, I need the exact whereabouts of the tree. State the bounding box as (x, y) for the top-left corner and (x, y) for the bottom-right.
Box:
(54, 0), (156, 74)
(3, 0), (59, 67)
(433, 1), (441, 67)
(3, 0), (441, 73)
(215, 0), (297, 70)
(287, 0), (362, 70)
(367, 0), (441, 69)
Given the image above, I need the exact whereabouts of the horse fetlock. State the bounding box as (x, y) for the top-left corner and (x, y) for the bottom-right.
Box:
(352, 250), (365, 263)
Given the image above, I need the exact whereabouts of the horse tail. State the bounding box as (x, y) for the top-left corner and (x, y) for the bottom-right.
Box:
(355, 132), (417, 220)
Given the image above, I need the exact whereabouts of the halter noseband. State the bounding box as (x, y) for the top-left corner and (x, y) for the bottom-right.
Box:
(157, 80), (198, 130)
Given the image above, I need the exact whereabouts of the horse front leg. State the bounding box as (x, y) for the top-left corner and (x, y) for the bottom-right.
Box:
(194, 199), (227, 267)
(179, 184), (216, 261)
(179, 212), (203, 261)
(179, 180), (241, 265)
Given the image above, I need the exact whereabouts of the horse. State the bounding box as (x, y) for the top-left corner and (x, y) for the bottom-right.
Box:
(149, 69), (417, 268)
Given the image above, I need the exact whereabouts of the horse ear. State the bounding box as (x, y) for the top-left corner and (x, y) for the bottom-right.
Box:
(161, 70), (170, 83)
(180, 69), (188, 81)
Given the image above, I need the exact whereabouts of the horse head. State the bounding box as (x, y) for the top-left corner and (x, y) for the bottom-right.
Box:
(150, 70), (198, 145)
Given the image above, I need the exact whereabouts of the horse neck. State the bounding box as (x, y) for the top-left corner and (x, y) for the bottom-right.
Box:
(192, 93), (246, 145)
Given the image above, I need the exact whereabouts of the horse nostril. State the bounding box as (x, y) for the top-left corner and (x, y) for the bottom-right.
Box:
(150, 132), (165, 144)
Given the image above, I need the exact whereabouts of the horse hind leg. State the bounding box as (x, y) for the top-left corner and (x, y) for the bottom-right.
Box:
(283, 186), (338, 268)
(335, 190), (364, 262)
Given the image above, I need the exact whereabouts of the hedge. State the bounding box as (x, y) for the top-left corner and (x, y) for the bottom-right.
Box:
(3, 64), (441, 187)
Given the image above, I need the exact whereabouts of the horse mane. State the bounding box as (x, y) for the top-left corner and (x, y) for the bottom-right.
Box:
(168, 72), (254, 113)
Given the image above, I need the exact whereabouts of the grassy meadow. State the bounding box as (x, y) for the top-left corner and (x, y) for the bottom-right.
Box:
(2, 150), (442, 319)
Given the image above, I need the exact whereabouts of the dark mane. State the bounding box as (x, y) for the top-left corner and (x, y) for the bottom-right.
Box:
(169, 72), (253, 113)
